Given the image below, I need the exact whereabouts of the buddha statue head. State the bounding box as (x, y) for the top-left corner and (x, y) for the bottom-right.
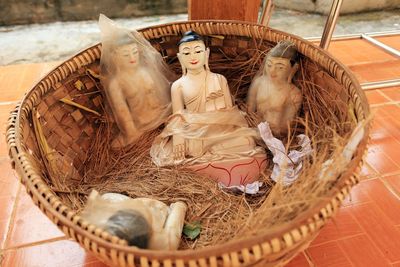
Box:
(264, 40), (299, 83)
(177, 31), (210, 74)
(111, 35), (140, 72)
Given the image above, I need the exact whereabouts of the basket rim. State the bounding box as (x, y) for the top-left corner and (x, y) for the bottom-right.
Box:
(7, 20), (371, 261)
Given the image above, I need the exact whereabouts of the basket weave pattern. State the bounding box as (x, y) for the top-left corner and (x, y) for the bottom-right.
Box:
(7, 21), (370, 267)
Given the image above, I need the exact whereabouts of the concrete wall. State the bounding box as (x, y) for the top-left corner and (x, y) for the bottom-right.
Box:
(0, 0), (187, 26)
(274, 0), (400, 14)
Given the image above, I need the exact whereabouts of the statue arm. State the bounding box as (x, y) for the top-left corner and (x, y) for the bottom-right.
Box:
(142, 71), (155, 89)
(247, 78), (259, 113)
(283, 86), (302, 124)
(171, 82), (184, 113)
(219, 75), (233, 108)
(171, 82), (185, 161)
(161, 202), (187, 250)
(107, 79), (138, 135)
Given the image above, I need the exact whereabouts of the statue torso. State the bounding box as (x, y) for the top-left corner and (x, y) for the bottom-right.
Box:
(174, 72), (227, 113)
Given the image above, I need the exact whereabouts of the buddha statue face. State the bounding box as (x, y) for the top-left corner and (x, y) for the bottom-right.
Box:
(264, 40), (299, 84)
(114, 43), (140, 70)
(178, 40), (208, 72)
(264, 56), (294, 83)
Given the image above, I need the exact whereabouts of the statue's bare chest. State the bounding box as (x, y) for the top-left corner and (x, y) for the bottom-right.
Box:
(257, 87), (289, 111)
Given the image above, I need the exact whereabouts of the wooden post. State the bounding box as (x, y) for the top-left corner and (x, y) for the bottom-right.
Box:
(188, 0), (262, 22)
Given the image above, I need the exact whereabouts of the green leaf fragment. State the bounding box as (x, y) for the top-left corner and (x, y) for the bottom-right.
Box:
(183, 221), (201, 240)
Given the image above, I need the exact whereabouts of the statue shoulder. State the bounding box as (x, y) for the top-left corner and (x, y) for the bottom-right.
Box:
(249, 76), (263, 89)
(171, 78), (183, 93)
(214, 72), (228, 83)
(290, 84), (302, 102)
(107, 76), (121, 90)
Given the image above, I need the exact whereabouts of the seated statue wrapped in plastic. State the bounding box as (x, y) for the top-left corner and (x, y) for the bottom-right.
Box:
(247, 40), (303, 136)
(151, 31), (267, 188)
(99, 14), (173, 148)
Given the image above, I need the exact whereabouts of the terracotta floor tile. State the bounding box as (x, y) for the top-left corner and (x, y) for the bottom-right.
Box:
(328, 39), (397, 66)
(383, 116), (400, 142)
(307, 241), (352, 267)
(359, 162), (378, 180)
(0, 63), (60, 103)
(380, 105), (400, 121)
(4, 186), (64, 248)
(371, 106), (391, 119)
(79, 261), (109, 267)
(380, 86), (400, 102)
(349, 202), (400, 262)
(365, 90), (390, 105)
(1, 239), (105, 267)
(285, 252), (310, 267)
(80, 262), (109, 267)
(369, 118), (392, 141)
(0, 219), (11, 250)
(365, 150), (400, 175)
(356, 178), (400, 224)
(367, 141), (382, 154)
(311, 206), (363, 245)
(375, 36), (400, 51)
(349, 60), (400, 83)
(369, 105), (400, 131)
(0, 65), (29, 102)
(0, 158), (19, 249)
(0, 158), (19, 200)
(342, 179), (373, 206)
(0, 104), (18, 158)
(337, 234), (391, 267)
(383, 175), (400, 194)
(377, 139), (400, 163)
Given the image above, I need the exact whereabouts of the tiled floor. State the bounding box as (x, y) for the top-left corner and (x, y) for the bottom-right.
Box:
(0, 36), (400, 266)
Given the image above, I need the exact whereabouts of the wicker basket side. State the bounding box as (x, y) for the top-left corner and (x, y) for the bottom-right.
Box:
(7, 21), (370, 267)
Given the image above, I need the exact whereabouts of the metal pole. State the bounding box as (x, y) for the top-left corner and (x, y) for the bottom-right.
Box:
(260, 0), (274, 27)
(320, 0), (344, 50)
(361, 34), (400, 58)
(361, 79), (400, 90)
(307, 30), (400, 42)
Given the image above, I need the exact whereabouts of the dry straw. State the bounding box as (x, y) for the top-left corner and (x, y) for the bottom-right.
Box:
(31, 42), (363, 250)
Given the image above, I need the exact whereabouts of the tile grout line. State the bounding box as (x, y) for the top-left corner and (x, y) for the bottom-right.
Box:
(335, 239), (356, 267)
(365, 153), (400, 177)
(380, 178), (400, 201)
(346, 58), (399, 68)
(0, 101), (19, 106)
(302, 251), (315, 267)
(309, 232), (365, 248)
(1, 236), (68, 252)
(359, 172), (400, 182)
(359, 227), (394, 265)
(2, 180), (22, 250)
(370, 101), (400, 108)
(348, 200), (400, 263)
(376, 89), (396, 103)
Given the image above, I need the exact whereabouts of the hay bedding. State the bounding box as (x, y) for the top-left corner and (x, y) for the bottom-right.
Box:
(34, 38), (356, 249)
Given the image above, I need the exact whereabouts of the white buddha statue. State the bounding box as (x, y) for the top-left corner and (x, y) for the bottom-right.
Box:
(151, 31), (266, 187)
(247, 40), (302, 136)
(99, 14), (172, 148)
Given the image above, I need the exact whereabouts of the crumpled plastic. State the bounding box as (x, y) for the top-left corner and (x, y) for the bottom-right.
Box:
(318, 121), (366, 180)
(258, 121), (313, 186)
(218, 180), (263, 195)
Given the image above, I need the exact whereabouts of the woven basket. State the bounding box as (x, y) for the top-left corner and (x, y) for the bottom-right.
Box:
(7, 21), (370, 267)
